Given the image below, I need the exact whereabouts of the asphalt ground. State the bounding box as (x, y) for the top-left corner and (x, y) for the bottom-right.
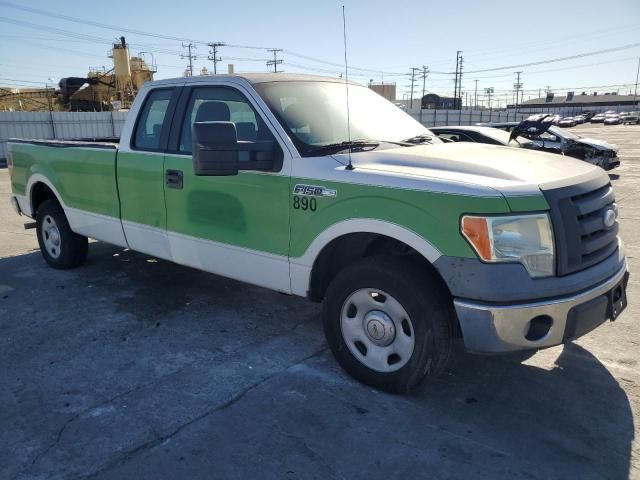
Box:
(1, 123), (639, 480)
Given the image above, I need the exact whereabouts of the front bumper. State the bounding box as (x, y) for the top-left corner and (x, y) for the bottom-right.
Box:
(454, 261), (629, 353)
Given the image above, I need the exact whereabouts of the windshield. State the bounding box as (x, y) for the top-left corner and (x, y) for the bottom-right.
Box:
(254, 81), (439, 155)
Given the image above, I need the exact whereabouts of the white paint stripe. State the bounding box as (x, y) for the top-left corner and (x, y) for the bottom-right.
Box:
(121, 220), (291, 293)
(66, 208), (128, 248)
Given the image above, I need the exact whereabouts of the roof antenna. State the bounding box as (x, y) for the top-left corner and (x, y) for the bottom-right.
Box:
(342, 5), (354, 171)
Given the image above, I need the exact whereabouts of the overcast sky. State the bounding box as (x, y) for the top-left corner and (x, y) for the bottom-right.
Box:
(0, 0), (638, 104)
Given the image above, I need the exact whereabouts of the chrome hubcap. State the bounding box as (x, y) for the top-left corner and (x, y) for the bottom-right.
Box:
(340, 289), (415, 373)
(363, 310), (395, 346)
(42, 215), (62, 259)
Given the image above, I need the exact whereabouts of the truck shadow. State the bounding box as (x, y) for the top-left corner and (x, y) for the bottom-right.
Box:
(401, 343), (635, 478)
(0, 242), (634, 479)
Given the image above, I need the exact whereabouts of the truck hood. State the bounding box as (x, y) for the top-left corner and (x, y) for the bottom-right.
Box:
(341, 142), (605, 195)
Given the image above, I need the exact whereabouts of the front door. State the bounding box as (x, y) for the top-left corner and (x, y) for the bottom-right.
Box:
(117, 86), (180, 259)
(163, 84), (291, 292)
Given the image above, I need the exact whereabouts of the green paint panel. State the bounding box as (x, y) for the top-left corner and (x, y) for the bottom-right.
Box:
(117, 151), (166, 228)
(10, 143), (538, 262)
(164, 155), (290, 255)
(505, 194), (549, 212)
(289, 179), (512, 259)
(10, 143), (119, 218)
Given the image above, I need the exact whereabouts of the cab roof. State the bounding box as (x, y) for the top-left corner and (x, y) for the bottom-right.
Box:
(150, 72), (360, 86)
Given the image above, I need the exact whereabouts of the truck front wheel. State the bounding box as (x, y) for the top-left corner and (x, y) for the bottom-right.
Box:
(322, 256), (453, 393)
(36, 200), (88, 269)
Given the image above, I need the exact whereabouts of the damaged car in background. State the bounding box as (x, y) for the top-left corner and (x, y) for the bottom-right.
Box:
(474, 115), (620, 170)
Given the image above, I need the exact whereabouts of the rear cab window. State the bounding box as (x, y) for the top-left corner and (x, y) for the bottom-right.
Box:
(133, 88), (175, 151)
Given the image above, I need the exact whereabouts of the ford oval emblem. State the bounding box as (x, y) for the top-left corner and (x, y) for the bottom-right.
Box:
(603, 208), (616, 229)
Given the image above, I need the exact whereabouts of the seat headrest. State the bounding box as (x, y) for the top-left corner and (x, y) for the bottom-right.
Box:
(195, 101), (231, 123)
(282, 103), (308, 130)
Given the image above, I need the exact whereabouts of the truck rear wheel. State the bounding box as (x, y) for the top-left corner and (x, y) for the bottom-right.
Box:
(322, 256), (453, 393)
(36, 199), (88, 269)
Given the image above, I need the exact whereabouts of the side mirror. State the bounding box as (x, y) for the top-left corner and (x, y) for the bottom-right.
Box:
(193, 121), (239, 176)
(192, 121), (283, 176)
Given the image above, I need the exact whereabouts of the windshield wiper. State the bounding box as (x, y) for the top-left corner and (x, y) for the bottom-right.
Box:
(402, 134), (436, 144)
(307, 140), (380, 154)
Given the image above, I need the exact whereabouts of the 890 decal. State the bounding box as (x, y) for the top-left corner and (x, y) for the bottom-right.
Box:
(293, 195), (317, 211)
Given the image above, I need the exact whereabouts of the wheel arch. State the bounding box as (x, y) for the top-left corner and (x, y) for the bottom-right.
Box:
(291, 219), (448, 302)
(27, 174), (65, 216)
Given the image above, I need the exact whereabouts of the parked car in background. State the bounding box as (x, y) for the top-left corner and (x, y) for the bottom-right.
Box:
(550, 114), (562, 125)
(558, 117), (577, 127)
(622, 112), (639, 125)
(591, 113), (606, 123)
(473, 119), (620, 170)
(605, 110), (617, 115)
(431, 126), (530, 146)
(574, 116), (586, 124)
(604, 114), (621, 125)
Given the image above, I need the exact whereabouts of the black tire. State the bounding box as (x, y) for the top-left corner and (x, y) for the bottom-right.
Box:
(322, 256), (454, 393)
(35, 199), (88, 269)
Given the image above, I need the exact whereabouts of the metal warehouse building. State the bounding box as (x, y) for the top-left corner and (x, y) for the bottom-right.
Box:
(521, 92), (639, 111)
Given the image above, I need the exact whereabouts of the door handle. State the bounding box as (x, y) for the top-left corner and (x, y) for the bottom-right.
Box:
(165, 169), (183, 189)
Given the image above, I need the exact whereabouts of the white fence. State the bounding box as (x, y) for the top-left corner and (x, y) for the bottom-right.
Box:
(1, 105), (627, 162)
(408, 109), (531, 127)
(0, 111), (127, 161)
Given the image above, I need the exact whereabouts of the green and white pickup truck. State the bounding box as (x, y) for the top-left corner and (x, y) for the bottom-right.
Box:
(8, 73), (629, 392)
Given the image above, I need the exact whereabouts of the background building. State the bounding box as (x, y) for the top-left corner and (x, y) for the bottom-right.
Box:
(368, 81), (396, 102)
(421, 93), (462, 110)
(521, 92), (639, 111)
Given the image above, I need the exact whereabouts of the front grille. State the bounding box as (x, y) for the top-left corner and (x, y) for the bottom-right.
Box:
(543, 176), (619, 276)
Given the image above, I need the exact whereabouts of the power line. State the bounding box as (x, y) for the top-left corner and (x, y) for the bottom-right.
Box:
(463, 42), (640, 74)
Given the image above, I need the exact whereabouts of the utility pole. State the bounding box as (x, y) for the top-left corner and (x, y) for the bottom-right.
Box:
(474, 79), (478, 110)
(409, 67), (419, 109)
(267, 48), (283, 73)
(633, 56), (640, 108)
(419, 65), (429, 122)
(457, 53), (463, 109)
(181, 43), (197, 77)
(485, 87), (494, 111)
(514, 71), (523, 112)
(207, 42), (226, 74)
(453, 51), (461, 108)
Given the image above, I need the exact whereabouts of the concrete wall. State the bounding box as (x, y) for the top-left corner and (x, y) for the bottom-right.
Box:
(408, 108), (531, 127)
(0, 111), (127, 162)
(2, 104), (632, 163)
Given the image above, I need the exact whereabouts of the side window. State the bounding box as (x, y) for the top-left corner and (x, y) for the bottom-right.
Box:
(179, 87), (274, 153)
(438, 132), (462, 143)
(133, 89), (173, 151)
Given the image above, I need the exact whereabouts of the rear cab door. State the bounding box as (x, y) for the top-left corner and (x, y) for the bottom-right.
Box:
(162, 78), (293, 292)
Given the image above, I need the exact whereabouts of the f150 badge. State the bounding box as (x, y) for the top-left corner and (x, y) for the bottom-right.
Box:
(293, 184), (337, 197)
(292, 184), (336, 212)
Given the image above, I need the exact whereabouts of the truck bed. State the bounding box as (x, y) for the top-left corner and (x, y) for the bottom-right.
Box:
(8, 138), (121, 222)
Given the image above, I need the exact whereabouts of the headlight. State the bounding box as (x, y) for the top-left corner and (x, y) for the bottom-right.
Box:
(461, 213), (555, 278)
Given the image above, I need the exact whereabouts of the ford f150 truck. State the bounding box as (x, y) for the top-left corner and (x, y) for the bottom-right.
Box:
(8, 73), (629, 393)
